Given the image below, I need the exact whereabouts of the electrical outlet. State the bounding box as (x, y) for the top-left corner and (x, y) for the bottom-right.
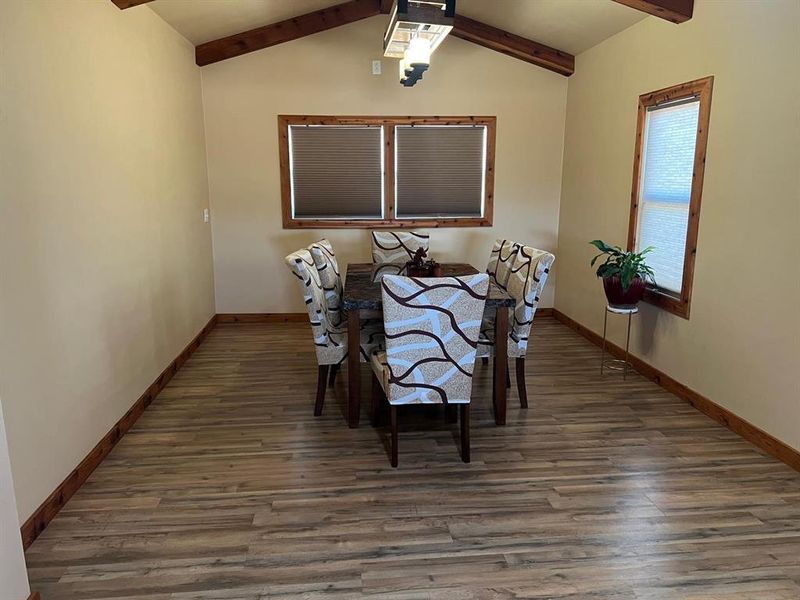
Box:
(203, 208), (210, 223)
(372, 60), (382, 75)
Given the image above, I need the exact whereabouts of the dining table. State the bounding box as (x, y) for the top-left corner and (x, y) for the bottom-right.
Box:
(342, 262), (515, 428)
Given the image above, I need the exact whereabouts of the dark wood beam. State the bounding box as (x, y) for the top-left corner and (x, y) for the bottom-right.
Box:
(196, 0), (573, 76)
(451, 15), (574, 77)
(196, 0), (381, 67)
(612, 0), (693, 23)
(110, 0), (155, 9)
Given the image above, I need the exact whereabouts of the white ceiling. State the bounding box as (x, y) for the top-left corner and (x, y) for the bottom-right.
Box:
(149, 0), (647, 56)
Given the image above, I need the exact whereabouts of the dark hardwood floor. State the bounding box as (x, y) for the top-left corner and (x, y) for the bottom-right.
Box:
(26, 318), (800, 599)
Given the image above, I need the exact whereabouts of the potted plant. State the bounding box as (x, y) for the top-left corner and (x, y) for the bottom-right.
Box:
(589, 240), (656, 306)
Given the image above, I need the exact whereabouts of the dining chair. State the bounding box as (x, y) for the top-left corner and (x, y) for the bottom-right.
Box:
(285, 248), (383, 416)
(478, 240), (555, 408)
(370, 273), (489, 467)
(308, 239), (343, 328)
(371, 231), (430, 263)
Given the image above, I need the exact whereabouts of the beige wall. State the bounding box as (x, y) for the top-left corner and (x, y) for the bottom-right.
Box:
(201, 16), (567, 314)
(556, 0), (800, 450)
(0, 0), (215, 520)
(0, 399), (30, 600)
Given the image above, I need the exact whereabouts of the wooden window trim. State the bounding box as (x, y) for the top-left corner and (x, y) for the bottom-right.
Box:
(279, 115), (496, 229)
(627, 76), (713, 319)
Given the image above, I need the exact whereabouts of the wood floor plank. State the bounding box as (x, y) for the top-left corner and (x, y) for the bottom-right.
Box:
(25, 318), (800, 599)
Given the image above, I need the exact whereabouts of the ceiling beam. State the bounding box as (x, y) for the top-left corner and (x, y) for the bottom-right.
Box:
(195, 0), (573, 76)
(451, 15), (574, 77)
(195, 0), (381, 67)
(611, 0), (693, 23)
(110, 0), (155, 9)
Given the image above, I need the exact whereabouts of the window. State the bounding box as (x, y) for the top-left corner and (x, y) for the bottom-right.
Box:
(290, 125), (384, 219)
(279, 115), (495, 228)
(628, 77), (713, 318)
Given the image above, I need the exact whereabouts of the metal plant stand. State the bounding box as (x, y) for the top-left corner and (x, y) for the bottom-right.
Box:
(600, 304), (638, 379)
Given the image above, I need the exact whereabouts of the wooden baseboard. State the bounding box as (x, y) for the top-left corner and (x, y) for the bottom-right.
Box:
(28, 592), (41, 600)
(216, 313), (307, 323)
(20, 315), (218, 549)
(218, 310), (553, 324)
(552, 309), (800, 472)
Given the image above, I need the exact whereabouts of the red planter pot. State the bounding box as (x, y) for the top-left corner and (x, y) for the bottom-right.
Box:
(603, 276), (646, 306)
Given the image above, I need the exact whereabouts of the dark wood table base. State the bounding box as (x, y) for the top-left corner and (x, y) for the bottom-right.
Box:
(346, 309), (362, 428)
(492, 306), (508, 426)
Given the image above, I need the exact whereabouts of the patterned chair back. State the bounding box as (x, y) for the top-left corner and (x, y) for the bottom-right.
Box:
(284, 248), (345, 365)
(371, 231), (430, 264)
(308, 239), (343, 327)
(486, 238), (522, 289)
(489, 241), (555, 356)
(380, 274), (488, 405)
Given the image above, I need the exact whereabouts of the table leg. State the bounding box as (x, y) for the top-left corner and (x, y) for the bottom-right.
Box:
(347, 309), (361, 428)
(493, 306), (508, 426)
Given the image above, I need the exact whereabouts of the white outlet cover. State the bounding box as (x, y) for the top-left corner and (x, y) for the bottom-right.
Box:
(203, 208), (210, 223)
(372, 60), (382, 75)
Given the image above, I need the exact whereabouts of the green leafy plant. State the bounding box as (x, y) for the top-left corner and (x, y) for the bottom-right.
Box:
(589, 240), (656, 291)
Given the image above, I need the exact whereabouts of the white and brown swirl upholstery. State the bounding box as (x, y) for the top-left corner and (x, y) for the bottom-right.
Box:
(285, 248), (383, 416)
(479, 241), (554, 358)
(370, 273), (488, 466)
(371, 231), (430, 264)
(478, 240), (555, 408)
(308, 239), (343, 327)
(486, 238), (521, 290)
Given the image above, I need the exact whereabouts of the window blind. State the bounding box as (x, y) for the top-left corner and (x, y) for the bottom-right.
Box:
(636, 99), (700, 293)
(289, 125), (383, 218)
(395, 125), (486, 218)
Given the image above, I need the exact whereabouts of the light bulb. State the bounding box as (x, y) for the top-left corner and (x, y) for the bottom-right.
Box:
(405, 37), (431, 69)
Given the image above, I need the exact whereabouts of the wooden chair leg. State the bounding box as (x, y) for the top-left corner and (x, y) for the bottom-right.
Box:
(328, 364), (339, 387)
(460, 404), (470, 463)
(516, 357), (528, 408)
(491, 357), (497, 413)
(314, 365), (329, 416)
(371, 373), (382, 426)
(445, 404), (458, 423)
(390, 405), (398, 468)
(481, 357), (489, 365)
(506, 365), (511, 389)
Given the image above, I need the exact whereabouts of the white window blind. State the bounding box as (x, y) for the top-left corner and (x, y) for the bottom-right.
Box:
(289, 125), (383, 219)
(395, 125), (486, 218)
(636, 99), (700, 294)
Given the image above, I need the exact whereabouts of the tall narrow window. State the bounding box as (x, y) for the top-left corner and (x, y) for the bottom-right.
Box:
(628, 77), (713, 318)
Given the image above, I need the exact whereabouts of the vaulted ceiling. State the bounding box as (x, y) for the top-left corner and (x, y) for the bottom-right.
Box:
(112, 0), (693, 75)
(148, 0), (647, 56)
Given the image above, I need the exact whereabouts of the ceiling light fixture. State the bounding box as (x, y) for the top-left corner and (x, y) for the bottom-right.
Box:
(384, 0), (455, 87)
